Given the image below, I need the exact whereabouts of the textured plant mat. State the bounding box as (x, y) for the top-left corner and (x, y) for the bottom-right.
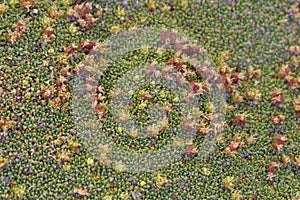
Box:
(0, 0), (300, 199)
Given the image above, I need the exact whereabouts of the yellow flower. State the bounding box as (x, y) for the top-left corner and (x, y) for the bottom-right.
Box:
(0, 3), (6, 14)
(116, 6), (126, 17)
(155, 174), (168, 187)
(202, 167), (210, 176)
(148, 0), (155, 11)
(87, 158), (94, 165)
(12, 184), (26, 197)
(223, 176), (235, 190)
(111, 26), (120, 34)
(0, 156), (8, 170)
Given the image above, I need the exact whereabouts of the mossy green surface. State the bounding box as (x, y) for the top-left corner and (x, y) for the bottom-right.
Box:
(0, 0), (299, 199)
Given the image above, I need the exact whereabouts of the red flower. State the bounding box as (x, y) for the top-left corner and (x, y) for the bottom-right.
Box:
(231, 72), (244, 84)
(272, 135), (288, 151)
(285, 76), (299, 88)
(12, 20), (26, 33)
(168, 56), (183, 71)
(65, 44), (76, 54)
(185, 144), (198, 156)
(274, 135), (288, 144)
(278, 65), (290, 79)
(79, 40), (96, 55)
(232, 114), (246, 126)
(269, 115), (285, 125)
(160, 29), (176, 43)
(95, 103), (106, 118)
(20, 0), (36, 11)
(227, 137), (242, 151)
(41, 27), (56, 42)
(294, 96), (300, 116)
(224, 136), (243, 155)
(174, 40), (187, 51)
(270, 88), (284, 106)
(268, 161), (279, 172)
(66, 3), (96, 31)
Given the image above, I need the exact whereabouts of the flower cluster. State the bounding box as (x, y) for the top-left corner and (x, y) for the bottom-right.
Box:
(7, 19), (26, 44)
(0, 0), (299, 199)
(66, 3), (97, 31)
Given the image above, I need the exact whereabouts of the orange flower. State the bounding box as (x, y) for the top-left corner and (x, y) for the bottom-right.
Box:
(288, 45), (300, 55)
(73, 187), (88, 197)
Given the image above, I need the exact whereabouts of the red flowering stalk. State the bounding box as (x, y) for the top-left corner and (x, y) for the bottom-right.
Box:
(195, 65), (211, 79)
(40, 85), (54, 99)
(174, 40), (187, 51)
(182, 44), (202, 56)
(188, 80), (206, 95)
(225, 85), (234, 94)
(219, 65), (232, 76)
(266, 161), (279, 180)
(85, 79), (98, 92)
(168, 56), (183, 71)
(55, 76), (67, 88)
(60, 67), (71, 77)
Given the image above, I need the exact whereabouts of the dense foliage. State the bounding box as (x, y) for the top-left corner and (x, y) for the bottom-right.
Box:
(0, 0), (299, 199)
